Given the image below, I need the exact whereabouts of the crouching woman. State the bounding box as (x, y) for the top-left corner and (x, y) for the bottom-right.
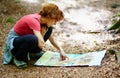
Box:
(3, 3), (68, 68)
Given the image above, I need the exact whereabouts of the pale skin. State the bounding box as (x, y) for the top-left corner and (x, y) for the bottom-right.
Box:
(33, 17), (68, 60)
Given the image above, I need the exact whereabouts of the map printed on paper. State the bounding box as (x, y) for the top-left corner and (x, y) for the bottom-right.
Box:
(34, 50), (106, 66)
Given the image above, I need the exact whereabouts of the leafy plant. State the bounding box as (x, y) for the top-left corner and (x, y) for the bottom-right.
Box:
(6, 16), (15, 23)
(108, 13), (120, 33)
(118, 13), (120, 16)
(111, 3), (120, 8)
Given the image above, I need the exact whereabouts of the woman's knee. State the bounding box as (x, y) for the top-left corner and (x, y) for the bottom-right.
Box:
(44, 27), (53, 41)
(14, 34), (38, 46)
(25, 35), (38, 45)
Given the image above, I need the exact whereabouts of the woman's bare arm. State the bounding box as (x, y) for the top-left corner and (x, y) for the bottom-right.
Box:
(33, 30), (45, 49)
(49, 34), (68, 60)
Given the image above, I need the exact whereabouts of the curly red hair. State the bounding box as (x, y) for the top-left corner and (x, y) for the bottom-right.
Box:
(39, 3), (64, 21)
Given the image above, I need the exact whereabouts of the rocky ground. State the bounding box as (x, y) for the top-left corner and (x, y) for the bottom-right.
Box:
(0, 0), (120, 78)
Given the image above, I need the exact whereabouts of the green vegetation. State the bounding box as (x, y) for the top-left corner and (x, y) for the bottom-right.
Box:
(6, 16), (15, 23)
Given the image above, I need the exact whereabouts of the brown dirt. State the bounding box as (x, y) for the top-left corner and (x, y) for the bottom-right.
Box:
(0, 0), (120, 78)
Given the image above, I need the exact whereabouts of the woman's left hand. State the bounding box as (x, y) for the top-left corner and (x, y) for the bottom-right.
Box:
(60, 50), (68, 60)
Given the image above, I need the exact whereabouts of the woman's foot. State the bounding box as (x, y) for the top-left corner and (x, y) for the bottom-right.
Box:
(13, 57), (27, 69)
